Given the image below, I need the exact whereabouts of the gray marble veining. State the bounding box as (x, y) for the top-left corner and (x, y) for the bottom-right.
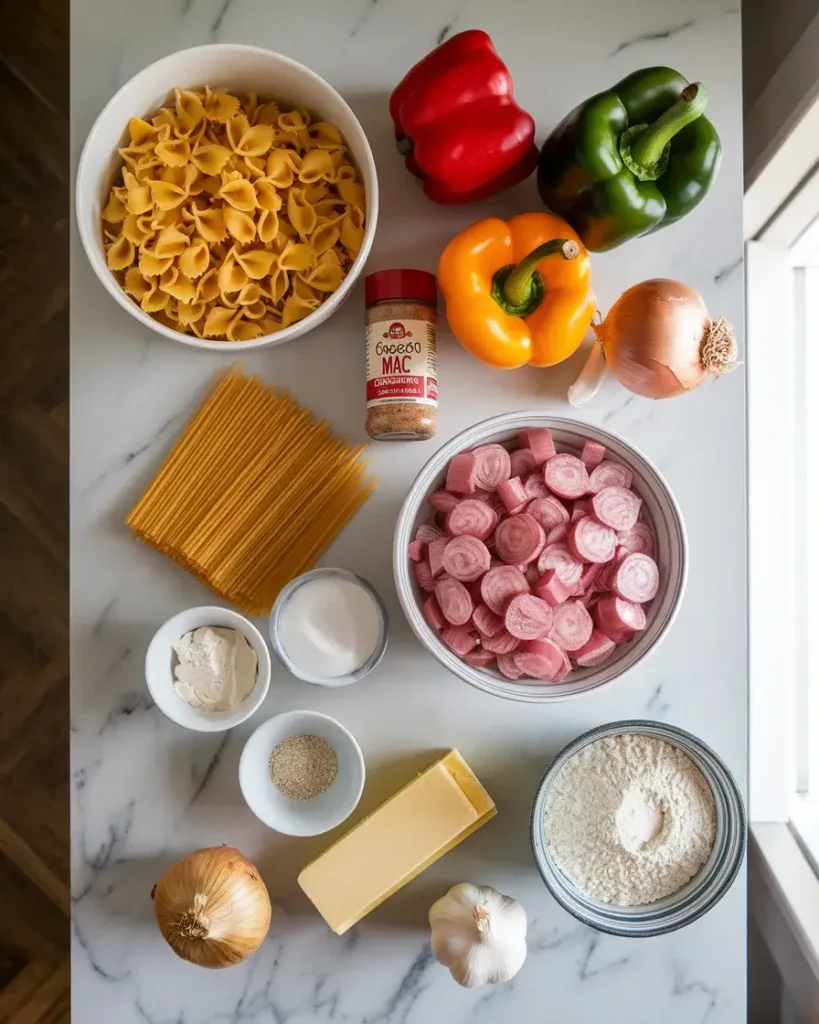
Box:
(71, 1), (747, 1020)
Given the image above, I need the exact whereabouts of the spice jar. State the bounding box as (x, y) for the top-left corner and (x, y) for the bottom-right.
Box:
(365, 269), (438, 441)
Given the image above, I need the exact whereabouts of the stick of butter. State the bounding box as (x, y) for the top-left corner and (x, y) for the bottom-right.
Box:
(298, 749), (496, 934)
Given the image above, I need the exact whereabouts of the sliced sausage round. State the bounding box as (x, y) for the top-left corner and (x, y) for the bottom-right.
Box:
(612, 553), (660, 603)
(545, 523), (569, 546)
(574, 630), (617, 667)
(472, 443), (512, 490)
(594, 595), (646, 643)
(510, 448), (537, 479)
(446, 499), (498, 541)
(480, 565), (531, 615)
(445, 452), (478, 495)
(434, 577), (474, 625)
(536, 542), (583, 586)
(616, 522), (656, 558)
(543, 453), (590, 499)
(428, 490), (461, 515)
(581, 440), (606, 471)
(592, 486), (642, 532)
(495, 513), (545, 565)
(472, 603), (505, 638)
(480, 629), (521, 655)
(549, 600), (593, 651)
(527, 495), (569, 531)
(588, 460), (633, 493)
(464, 648), (496, 669)
(442, 624), (480, 656)
(513, 638), (567, 681)
(416, 523), (445, 544)
(523, 473), (549, 499)
(497, 477), (528, 514)
(568, 516), (617, 564)
(414, 559), (435, 593)
(442, 536), (491, 582)
(504, 594), (554, 640)
(526, 428), (557, 465)
(497, 650), (525, 680)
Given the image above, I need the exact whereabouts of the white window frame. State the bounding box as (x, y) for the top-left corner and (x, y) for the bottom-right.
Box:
(747, 86), (819, 1018)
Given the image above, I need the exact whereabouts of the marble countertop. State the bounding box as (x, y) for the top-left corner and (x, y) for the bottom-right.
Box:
(70, 1), (746, 1021)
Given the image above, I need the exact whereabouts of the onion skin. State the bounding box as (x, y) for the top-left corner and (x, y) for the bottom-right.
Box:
(595, 279), (724, 399)
(152, 846), (271, 968)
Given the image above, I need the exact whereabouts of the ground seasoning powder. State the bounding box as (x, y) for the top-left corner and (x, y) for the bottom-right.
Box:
(268, 734), (339, 800)
(365, 269), (438, 441)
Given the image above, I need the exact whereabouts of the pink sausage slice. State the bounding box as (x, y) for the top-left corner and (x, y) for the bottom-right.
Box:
(434, 577), (474, 625)
(495, 514), (545, 565)
(428, 536), (449, 577)
(594, 595), (646, 643)
(526, 428), (557, 465)
(446, 499), (498, 541)
(613, 552), (659, 603)
(523, 563), (541, 586)
(616, 522), (656, 558)
(497, 477), (528, 514)
(543, 453), (590, 499)
(480, 628), (521, 655)
(568, 516), (617, 564)
(510, 448), (537, 478)
(504, 593), (555, 640)
(480, 565), (531, 615)
(446, 452), (478, 495)
(545, 523), (569, 545)
(514, 638), (567, 681)
(423, 595), (445, 631)
(549, 600), (593, 651)
(442, 536), (491, 582)
(536, 542), (583, 586)
(472, 443), (512, 490)
(465, 648), (496, 669)
(581, 440), (606, 471)
(534, 568), (574, 606)
(429, 490), (461, 514)
(442, 624), (480, 656)
(472, 603), (505, 638)
(592, 486), (642, 532)
(416, 523), (444, 544)
(414, 559), (436, 592)
(574, 630), (616, 667)
(527, 495), (569, 531)
(524, 473), (549, 499)
(497, 650), (525, 680)
(408, 539), (425, 562)
(589, 460), (633, 493)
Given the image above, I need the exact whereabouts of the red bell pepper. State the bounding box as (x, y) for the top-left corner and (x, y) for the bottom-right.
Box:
(389, 30), (538, 204)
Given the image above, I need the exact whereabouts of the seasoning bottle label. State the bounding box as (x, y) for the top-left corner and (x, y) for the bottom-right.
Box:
(365, 319), (438, 409)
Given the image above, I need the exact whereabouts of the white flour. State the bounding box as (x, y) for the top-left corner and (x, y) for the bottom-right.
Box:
(543, 734), (716, 906)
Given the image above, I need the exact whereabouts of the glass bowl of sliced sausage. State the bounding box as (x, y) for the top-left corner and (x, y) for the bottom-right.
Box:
(393, 413), (687, 703)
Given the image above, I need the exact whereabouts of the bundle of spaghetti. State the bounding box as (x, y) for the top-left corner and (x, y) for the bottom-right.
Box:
(126, 366), (375, 615)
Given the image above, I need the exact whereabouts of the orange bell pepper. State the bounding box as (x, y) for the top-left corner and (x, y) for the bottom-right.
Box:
(437, 213), (596, 368)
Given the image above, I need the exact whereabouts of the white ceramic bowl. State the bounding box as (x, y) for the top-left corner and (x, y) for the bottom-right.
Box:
(239, 710), (365, 836)
(145, 605), (271, 731)
(394, 413), (688, 703)
(76, 43), (378, 350)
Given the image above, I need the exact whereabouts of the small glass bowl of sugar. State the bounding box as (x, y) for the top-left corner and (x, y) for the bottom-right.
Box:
(269, 568), (389, 686)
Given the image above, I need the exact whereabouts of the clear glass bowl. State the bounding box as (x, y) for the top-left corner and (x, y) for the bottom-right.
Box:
(530, 720), (746, 936)
(393, 413), (687, 703)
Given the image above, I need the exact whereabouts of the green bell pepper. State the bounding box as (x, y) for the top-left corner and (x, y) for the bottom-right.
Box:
(537, 67), (721, 252)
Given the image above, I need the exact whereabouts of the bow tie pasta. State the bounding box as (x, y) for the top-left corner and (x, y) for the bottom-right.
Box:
(102, 87), (366, 341)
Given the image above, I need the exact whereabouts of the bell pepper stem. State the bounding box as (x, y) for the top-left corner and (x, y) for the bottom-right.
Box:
(501, 238), (580, 311)
(627, 83), (708, 173)
(396, 135), (414, 156)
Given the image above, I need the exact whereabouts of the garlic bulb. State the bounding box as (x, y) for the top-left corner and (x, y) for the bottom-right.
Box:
(429, 883), (527, 988)
(152, 846), (272, 968)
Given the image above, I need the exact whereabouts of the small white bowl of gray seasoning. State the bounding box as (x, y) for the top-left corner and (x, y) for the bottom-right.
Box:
(145, 606), (271, 733)
(239, 710), (365, 836)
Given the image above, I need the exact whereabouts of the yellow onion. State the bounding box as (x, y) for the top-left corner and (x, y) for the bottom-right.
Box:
(152, 846), (271, 968)
(593, 279), (738, 399)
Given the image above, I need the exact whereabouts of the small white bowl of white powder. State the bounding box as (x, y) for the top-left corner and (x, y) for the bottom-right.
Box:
(268, 568), (389, 686)
(145, 606), (271, 732)
(530, 721), (745, 937)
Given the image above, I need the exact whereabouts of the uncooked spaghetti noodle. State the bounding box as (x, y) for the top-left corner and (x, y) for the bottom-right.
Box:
(126, 367), (374, 614)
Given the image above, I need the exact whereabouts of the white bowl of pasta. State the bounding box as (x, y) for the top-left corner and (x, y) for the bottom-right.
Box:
(76, 44), (378, 350)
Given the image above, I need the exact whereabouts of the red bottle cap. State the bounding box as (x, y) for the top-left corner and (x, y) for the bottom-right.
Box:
(365, 269), (437, 306)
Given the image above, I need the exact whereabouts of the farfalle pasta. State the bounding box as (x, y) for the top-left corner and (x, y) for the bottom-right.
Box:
(101, 87), (366, 341)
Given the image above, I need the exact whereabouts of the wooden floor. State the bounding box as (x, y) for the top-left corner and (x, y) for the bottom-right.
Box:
(0, 1), (70, 1021)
